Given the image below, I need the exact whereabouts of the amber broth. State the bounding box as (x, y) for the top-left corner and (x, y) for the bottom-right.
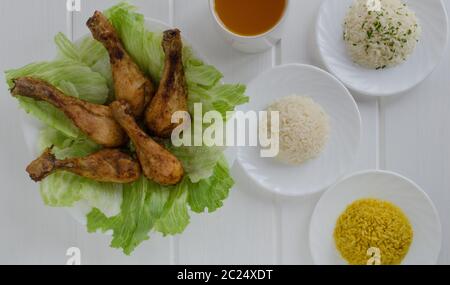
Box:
(214, 0), (287, 36)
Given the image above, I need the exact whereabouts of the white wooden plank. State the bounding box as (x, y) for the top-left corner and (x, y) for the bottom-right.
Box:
(173, 0), (277, 264)
(0, 0), (77, 264)
(2, 0), (449, 266)
(382, 0), (450, 264)
(73, 0), (170, 40)
(70, 0), (172, 264)
(383, 0), (450, 263)
(279, 0), (379, 264)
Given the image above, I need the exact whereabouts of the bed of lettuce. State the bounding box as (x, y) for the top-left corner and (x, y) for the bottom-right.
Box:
(4, 3), (248, 255)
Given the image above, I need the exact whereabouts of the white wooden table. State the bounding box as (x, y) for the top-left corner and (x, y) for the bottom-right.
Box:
(0, 0), (449, 265)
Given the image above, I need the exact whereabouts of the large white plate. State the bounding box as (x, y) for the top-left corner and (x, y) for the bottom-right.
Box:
(309, 170), (442, 265)
(316, 0), (448, 96)
(236, 64), (361, 197)
(19, 18), (236, 226)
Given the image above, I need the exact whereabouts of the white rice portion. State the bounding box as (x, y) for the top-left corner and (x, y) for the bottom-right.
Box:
(266, 95), (330, 165)
(343, 0), (421, 69)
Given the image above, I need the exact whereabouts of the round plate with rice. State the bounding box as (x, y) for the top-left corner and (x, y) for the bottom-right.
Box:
(309, 170), (442, 265)
(316, 0), (448, 96)
(236, 64), (361, 197)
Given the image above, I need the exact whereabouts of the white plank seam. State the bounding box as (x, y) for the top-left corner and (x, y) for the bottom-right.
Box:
(170, 235), (180, 265)
(272, 42), (283, 265)
(378, 97), (386, 170)
(66, 0), (74, 41)
(375, 98), (386, 169)
(169, 0), (175, 27)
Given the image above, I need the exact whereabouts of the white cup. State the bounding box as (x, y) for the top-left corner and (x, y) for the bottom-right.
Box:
(209, 0), (290, 53)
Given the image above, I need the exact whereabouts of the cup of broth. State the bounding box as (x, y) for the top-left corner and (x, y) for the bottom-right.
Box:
(209, 0), (289, 53)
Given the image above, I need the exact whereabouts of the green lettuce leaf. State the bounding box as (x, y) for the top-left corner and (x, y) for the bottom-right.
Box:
(5, 60), (108, 104)
(188, 83), (248, 116)
(54, 32), (82, 62)
(41, 173), (123, 218)
(5, 59), (109, 138)
(55, 33), (113, 99)
(38, 127), (74, 150)
(17, 97), (81, 138)
(38, 128), (122, 217)
(86, 158), (231, 254)
(187, 157), (234, 213)
(184, 50), (223, 88)
(87, 177), (174, 255)
(169, 144), (225, 183)
(154, 181), (190, 235)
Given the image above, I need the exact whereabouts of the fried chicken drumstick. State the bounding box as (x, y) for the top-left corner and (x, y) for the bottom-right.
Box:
(87, 11), (155, 117)
(26, 148), (141, 183)
(11, 77), (127, 147)
(145, 29), (188, 138)
(111, 100), (184, 185)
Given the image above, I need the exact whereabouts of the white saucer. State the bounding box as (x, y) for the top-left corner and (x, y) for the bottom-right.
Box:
(236, 64), (361, 197)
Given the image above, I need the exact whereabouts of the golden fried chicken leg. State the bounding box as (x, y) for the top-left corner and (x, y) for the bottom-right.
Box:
(26, 148), (141, 183)
(111, 100), (184, 185)
(11, 77), (127, 147)
(145, 29), (188, 138)
(87, 11), (155, 117)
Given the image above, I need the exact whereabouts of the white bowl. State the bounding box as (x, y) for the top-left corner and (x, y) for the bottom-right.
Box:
(316, 0), (449, 96)
(208, 0), (290, 53)
(236, 64), (361, 197)
(309, 170), (442, 265)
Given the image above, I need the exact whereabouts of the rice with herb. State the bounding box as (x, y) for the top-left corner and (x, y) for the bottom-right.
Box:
(334, 198), (414, 265)
(343, 0), (421, 69)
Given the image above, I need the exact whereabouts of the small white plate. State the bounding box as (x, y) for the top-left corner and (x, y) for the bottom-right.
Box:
(309, 170), (442, 265)
(316, 0), (449, 96)
(236, 64), (361, 197)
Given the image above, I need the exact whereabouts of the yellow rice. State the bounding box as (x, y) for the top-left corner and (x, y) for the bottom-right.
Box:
(334, 198), (413, 265)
